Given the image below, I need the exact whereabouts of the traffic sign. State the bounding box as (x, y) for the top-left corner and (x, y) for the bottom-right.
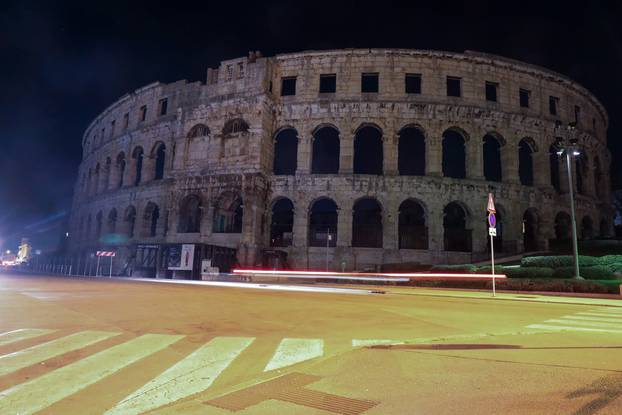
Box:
(489, 227), (497, 236)
(487, 193), (496, 213)
(488, 213), (496, 228)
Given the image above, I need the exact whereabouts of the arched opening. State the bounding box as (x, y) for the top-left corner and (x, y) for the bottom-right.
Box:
(107, 209), (117, 234)
(594, 157), (603, 197)
(273, 128), (298, 175)
(154, 144), (166, 180)
(143, 202), (160, 237)
(523, 209), (539, 251)
(178, 195), (202, 233)
(485, 208), (504, 252)
(187, 124), (210, 139)
(116, 152), (126, 189)
(104, 157), (112, 190)
(354, 125), (383, 175)
(125, 206), (136, 238)
(549, 145), (561, 192)
(311, 126), (340, 174)
(132, 147), (144, 186)
(483, 134), (502, 182)
(398, 126), (425, 176)
(308, 198), (337, 247)
(95, 211), (103, 240)
(442, 129), (466, 179)
(352, 198), (383, 248)
(576, 153), (587, 195)
(270, 198), (294, 247)
(222, 118), (249, 135)
(443, 202), (471, 252)
(554, 212), (571, 241)
(581, 216), (594, 240)
(600, 218), (609, 238)
(398, 199), (427, 249)
(518, 139), (534, 186)
(93, 163), (101, 194)
(213, 194), (243, 233)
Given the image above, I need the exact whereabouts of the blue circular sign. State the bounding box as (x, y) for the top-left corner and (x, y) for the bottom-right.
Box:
(488, 213), (496, 228)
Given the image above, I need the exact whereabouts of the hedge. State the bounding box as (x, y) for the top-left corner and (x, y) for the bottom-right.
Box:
(521, 255), (600, 268)
(552, 265), (617, 280)
(429, 264), (477, 273)
(598, 255), (622, 265)
(503, 267), (555, 279)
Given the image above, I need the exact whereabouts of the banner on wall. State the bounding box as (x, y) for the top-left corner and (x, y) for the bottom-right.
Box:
(168, 244), (195, 270)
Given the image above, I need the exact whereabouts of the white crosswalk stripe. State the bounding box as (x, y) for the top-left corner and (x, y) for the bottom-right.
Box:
(527, 307), (622, 334)
(105, 337), (254, 415)
(0, 333), (184, 415)
(0, 331), (119, 376)
(352, 339), (405, 347)
(264, 338), (324, 372)
(0, 328), (55, 346)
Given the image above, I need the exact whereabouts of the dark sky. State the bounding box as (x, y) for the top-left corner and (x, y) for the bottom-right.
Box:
(1, 1), (621, 252)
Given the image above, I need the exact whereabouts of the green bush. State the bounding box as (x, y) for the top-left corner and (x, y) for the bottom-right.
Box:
(475, 265), (506, 274)
(600, 262), (622, 274)
(521, 255), (600, 268)
(598, 255), (622, 265)
(553, 265), (617, 280)
(503, 267), (555, 279)
(429, 264), (477, 273)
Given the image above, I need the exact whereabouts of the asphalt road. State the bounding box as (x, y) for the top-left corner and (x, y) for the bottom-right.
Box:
(0, 272), (621, 414)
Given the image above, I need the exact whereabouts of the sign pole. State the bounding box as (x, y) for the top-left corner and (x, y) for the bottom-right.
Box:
(490, 231), (496, 297)
(109, 255), (113, 278)
(96, 255), (101, 277)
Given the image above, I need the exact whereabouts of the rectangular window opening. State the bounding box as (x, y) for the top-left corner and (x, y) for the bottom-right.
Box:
(405, 73), (421, 94)
(123, 113), (129, 130)
(485, 81), (498, 102)
(110, 120), (115, 137)
(225, 65), (233, 82)
(447, 76), (461, 97)
(281, 77), (297, 96)
(237, 62), (245, 79)
(361, 73), (379, 93)
(319, 74), (336, 93)
(158, 98), (168, 116)
(139, 105), (147, 122)
(549, 96), (559, 116)
(519, 88), (530, 108)
(574, 105), (581, 125)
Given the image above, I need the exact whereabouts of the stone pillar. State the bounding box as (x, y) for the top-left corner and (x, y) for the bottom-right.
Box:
(99, 167), (109, 193)
(339, 133), (353, 175)
(336, 208), (352, 247)
(168, 208), (179, 236)
(124, 159), (136, 188)
(501, 142), (519, 184)
(501, 205), (520, 254)
(470, 215), (488, 253)
(466, 136), (484, 180)
(382, 206), (397, 250)
(534, 148), (550, 188)
(142, 157), (156, 183)
(558, 155), (569, 193)
(383, 134), (398, 176)
(201, 204), (214, 237)
(427, 205), (443, 252)
(426, 131), (442, 176)
(292, 206), (308, 247)
(296, 134), (311, 175)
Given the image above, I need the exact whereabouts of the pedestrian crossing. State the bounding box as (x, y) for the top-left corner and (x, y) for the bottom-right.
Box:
(526, 307), (622, 334)
(0, 328), (403, 414)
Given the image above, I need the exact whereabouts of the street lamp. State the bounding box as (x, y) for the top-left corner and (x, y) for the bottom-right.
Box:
(554, 120), (582, 280)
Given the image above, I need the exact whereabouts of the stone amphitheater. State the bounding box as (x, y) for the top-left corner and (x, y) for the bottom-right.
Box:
(69, 48), (613, 278)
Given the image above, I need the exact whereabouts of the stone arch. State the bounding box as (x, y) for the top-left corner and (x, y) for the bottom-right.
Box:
(443, 201), (471, 252)
(270, 197), (294, 247)
(104, 157), (112, 190)
(143, 202), (160, 237)
(398, 198), (428, 249)
(124, 205), (137, 238)
(273, 128), (298, 175)
(131, 146), (144, 186)
(178, 194), (202, 233)
(308, 198), (338, 247)
(523, 208), (540, 252)
(107, 208), (118, 234)
(93, 163), (101, 194)
(576, 152), (588, 195)
(549, 144), (561, 192)
(354, 124), (383, 175)
(599, 217), (609, 238)
(116, 152), (126, 189)
(187, 124), (210, 138)
(311, 125), (340, 174)
(483, 133), (503, 182)
(442, 128), (467, 179)
(222, 118), (249, 136)
(352, 197), (383, 248)
(594, 156), (603, 197)
(581, 215), (594, 239)
(518, 138), (535, 186)
(398, 125), (425, 176)
(151, 142), (166, 180)
(554, 211), (571, 241)
(213, 192), (243, 233)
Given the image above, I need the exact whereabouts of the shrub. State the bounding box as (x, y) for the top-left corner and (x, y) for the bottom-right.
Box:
(475, 265), (506, 274)
(598, 255), (622, 265)
(504, 267), (555, 279)
(553, 265), (617, 280)
(600, 262), (622, 274)
(521, 255), (600, 268)
(429, 264), (477, 273)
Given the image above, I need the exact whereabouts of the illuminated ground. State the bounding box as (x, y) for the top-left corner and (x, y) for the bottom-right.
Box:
(0, 273), (621, 414)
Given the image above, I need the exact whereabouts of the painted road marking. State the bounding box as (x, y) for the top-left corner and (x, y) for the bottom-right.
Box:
(0, 333), (183, 415)
(527, 324), (622, 334)
(264, 338), (323, 372)
(105, 337), (254, 415)
(565, 315), (622, 324)
(0, 330), (118, 376)
(352, 339), (405, 347)
(545, 319), (622, 329)
(577, 312), (622, 319)
(597, 308), (622, 315)
(0, 329), (55, 346)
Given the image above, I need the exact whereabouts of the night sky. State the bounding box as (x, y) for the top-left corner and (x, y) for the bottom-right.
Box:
(2, 1), (621, 252)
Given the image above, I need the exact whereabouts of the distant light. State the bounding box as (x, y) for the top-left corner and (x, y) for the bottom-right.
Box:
(5, 250), (10, 254)
(573, 150), (580, 156)
(65, 232), (69, 237)
(35, 249), (42, 255)
(556, 150), (564, 156)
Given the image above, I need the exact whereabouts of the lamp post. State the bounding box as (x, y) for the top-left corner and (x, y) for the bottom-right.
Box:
(554, 121), (582, 280)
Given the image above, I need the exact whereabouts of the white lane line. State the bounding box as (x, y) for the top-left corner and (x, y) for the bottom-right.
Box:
(0, 331), (119, 376)
(526, 324), (622, 334)
(545, 319), (622, 329)
(592, 308), (622, 315)
(564, 315), (622, 324)
(105, 337), (254, 415)
(577, 312), (622, 319)
(0, 329), (55, 346)
(0, 333), (183, 415)
(352, 339), (405, 347)
(264, 338), (323, 372)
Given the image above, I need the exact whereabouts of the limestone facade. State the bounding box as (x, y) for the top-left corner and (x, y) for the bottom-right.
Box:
(69, 49), (612, 274)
